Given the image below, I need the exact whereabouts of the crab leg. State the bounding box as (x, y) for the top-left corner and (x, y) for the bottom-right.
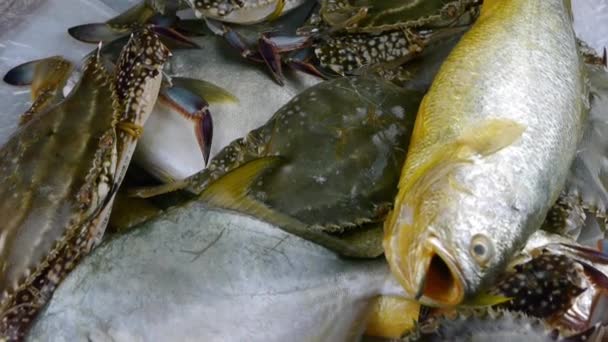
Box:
(161, 86), (214, 165)
(216, 20), (322, 84)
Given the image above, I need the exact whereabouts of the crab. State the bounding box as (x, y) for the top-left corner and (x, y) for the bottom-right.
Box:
(409, 231), (608, 341)
(66, 0), (309, 46)
(0, 28), (170, 340)
(211, 0), (481, 85)
(67, 0), (480, 86)
(129, 75), (426, 258)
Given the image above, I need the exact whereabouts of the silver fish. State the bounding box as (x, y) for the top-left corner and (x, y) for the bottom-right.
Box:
(27, 204), (404, 342)
(384, 0), (588, 307)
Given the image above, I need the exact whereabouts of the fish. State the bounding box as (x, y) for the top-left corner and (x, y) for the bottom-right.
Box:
(383, 0), (588, 307)
(411, 230), (608, 340)
(26, 203), (410, 342)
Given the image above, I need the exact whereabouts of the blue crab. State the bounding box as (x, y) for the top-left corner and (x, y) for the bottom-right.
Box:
(211, 0), (480, 85)
(409, 231), (608, 341)
(67, 0), (309, 46)
(0, 28), (170, 340)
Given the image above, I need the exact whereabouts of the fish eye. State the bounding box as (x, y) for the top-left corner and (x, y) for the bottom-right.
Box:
(469, 234), (494, 266)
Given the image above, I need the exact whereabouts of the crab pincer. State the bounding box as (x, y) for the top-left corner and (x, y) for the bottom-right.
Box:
(161, 84), (214, 165)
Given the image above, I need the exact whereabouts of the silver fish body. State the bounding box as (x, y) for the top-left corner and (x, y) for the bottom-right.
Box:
(384, 0), (588, 306)
(27, 204), (402, 342)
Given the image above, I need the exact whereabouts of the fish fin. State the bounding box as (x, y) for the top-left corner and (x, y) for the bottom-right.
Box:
(199, 156), (283, 210)
(455, 119), (526, 158)
(128, 180), (190, 199)
(463, 292), (513, 307)
(170, 77), (239, 104)
(364, 296), (420, 339)
(562, 64), (608, 231)
(400, 118), (525, 201)
(199, 157), (308, 233)
(68, 23), (129, 43)
(199, 157), (368, 257)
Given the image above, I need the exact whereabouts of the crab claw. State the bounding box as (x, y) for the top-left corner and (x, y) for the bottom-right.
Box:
(258, 35), (284, 85)
(221, 25), (263, 62)
(152, 26), (201, 49)
(286, 48), (328, 79)
(196, 110), (213, 166)
(68, 23), (129, 43)
(161, 86), (213, 165)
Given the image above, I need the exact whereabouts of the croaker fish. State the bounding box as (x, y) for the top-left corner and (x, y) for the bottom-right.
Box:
(0, 28), (169, 339)
(384, 0), (588, 306)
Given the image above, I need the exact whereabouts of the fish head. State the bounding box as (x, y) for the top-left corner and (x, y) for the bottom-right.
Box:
(385, 173), (516, 308)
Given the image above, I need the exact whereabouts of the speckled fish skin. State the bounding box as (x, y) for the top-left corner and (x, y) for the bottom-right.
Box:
(186, 0), (308, 24)
(384, 0), (588, 307)
(0, 28), (169, 340)
(27, 205), (404, 342)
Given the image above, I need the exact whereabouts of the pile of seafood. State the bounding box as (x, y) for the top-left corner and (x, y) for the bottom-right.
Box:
(0, 0), (607, 341)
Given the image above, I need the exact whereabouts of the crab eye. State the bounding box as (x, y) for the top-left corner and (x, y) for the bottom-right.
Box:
(470, 234), (494, 266)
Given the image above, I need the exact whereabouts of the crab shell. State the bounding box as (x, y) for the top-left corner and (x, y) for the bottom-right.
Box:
(313, 0), (480, 76)
(319, 0), (480, 32)
(0, 28), (169, 339)
(186, 0), (309, 24)
(178, 76), (422, 257)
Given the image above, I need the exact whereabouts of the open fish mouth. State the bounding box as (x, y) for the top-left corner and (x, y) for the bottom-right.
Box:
(415, 236), (465, 307)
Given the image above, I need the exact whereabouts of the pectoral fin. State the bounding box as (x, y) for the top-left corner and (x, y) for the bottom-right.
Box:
(199, 156), (284, 211)
(456, 118), (526, 157)
(399, 118), (525, 204)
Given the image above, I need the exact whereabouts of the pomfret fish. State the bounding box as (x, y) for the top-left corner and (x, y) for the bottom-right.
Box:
(384, 0), (588, 306)
(27, 204), (407, 342)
